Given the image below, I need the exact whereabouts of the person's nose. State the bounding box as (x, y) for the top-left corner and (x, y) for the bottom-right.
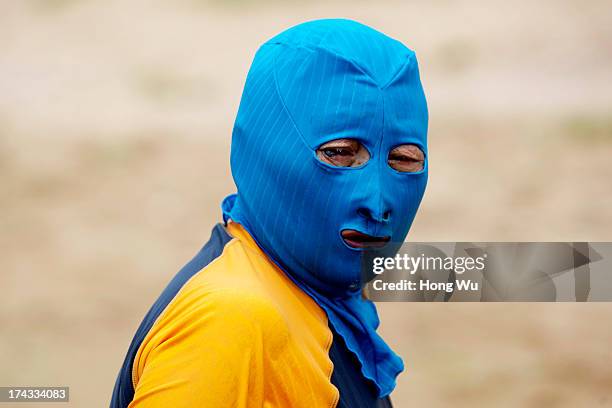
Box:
(357, 206), (391, 224)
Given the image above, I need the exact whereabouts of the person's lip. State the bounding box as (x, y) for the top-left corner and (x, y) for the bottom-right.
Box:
(341, 229), (391, 249)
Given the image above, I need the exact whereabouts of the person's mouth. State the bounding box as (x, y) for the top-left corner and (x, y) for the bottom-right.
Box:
(341, 229), (390, 249)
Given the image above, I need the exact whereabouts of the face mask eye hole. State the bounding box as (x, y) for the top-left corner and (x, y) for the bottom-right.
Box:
(388, 144), (425, 172)
(316, 138), (370, 168)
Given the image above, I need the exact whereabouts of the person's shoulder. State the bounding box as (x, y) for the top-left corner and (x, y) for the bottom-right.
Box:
(153, 232), (291, 346)
(184, 233), (281, 305)
(168, 269), (289, 343)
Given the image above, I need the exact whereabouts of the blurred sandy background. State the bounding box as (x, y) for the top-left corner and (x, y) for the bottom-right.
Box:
(1, 0), (612, 406)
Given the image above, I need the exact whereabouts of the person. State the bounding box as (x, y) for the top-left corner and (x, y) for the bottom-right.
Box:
(111, 18), (428, 408)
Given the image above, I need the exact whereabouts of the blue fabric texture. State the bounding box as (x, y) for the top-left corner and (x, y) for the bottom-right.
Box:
(222, 19), (428, 397)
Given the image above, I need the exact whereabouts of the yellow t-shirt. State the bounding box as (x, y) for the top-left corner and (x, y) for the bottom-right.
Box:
(126, 222), (339, 407)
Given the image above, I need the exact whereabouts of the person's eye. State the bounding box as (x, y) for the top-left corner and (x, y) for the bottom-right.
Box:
(316, 139), (370, 168)
(388, 144), (425, 172)
(323, 147), (353, 158)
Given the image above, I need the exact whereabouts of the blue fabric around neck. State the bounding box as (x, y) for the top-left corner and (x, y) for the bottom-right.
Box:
(222, 19), (428, 397)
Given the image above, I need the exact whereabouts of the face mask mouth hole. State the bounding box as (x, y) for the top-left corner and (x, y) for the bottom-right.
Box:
(340, 229), (391, 250)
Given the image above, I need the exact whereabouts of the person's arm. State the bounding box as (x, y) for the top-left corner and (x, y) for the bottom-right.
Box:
(129, 288), (283, 408)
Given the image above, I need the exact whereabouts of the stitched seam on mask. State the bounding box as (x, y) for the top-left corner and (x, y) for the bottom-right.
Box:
(375, 89), (385, 237)
(269, 43), (314, 151)
(306, 45), (380, 89)
(265, 21), (334, 50)
(269, 39), (381, 89)
(268, 40), (386, 152)
(380, 53), (413, 90)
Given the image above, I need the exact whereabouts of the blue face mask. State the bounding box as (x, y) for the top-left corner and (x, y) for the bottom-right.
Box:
(223, 19), (428, 296)
(222, 19), (428, 397)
